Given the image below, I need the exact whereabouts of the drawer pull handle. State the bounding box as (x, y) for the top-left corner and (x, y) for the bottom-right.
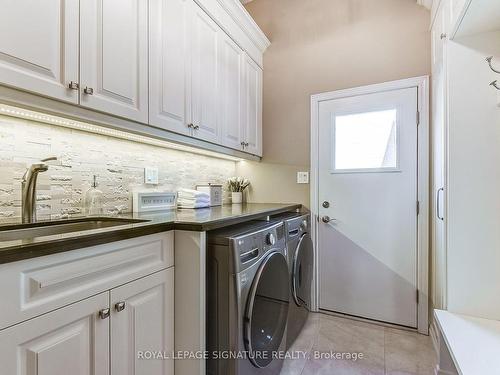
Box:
(68, 81), (79, 90)
(115, 301), (126, 312)
(84, 87), (94, 95)
(99, 308), (110, 319)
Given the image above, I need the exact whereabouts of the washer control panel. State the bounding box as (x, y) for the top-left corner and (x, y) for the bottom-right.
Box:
(266, 233), (276, 246)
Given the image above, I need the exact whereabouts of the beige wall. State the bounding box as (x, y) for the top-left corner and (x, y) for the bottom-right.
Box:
(243, 0), (431, 206)
(237, 161), (309, 207)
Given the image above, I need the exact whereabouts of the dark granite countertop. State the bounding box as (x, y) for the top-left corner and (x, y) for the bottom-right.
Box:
(0, 203), (301, 264)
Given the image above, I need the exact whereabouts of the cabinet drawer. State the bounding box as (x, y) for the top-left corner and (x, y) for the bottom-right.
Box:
(0, 232), (173, 330)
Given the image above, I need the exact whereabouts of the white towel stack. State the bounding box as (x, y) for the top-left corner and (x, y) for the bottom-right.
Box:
(177, 188), (210, 209)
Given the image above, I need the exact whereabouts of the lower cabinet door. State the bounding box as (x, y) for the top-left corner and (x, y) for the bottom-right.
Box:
(111, 268), (174, 375)
(0, 292), (109, 375)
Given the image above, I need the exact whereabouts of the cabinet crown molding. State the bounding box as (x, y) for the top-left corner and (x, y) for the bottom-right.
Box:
(215, 0), (271, 52)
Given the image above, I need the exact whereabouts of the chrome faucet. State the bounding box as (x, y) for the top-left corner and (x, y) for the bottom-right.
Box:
(21, 157), (57, 223)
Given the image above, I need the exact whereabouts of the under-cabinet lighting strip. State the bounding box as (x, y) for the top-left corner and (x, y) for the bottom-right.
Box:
(0, 103), (243, 162)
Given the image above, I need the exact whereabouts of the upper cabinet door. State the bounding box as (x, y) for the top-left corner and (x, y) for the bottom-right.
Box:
(218, 32), (244, 150)
(0, 0), (79, 103)
(80, 0), (148, 123)
(190, 4), (220, 143)
(111, 268), (174, 375)
(149, 0), (191, 135)
(0, 292), (109, 375)
(242, 54), (263, 156)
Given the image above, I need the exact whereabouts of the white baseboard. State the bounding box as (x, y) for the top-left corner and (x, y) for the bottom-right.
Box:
(429, 317), (440, 357)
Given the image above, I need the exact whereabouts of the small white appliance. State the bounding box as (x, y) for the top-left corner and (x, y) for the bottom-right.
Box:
(196, 184), (222, 206)
(132, 191), (176, 212)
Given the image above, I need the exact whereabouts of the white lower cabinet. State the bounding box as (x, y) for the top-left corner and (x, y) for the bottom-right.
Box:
(0, 292), (110, 375)
(0, 237), (174, 375)
(111, 268), (174, 375)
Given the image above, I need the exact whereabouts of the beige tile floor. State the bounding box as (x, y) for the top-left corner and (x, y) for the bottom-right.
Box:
(280, 313), (437, 375)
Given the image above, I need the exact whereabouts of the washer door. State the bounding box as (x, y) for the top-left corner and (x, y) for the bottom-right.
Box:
(244, 251), (289, 368)
(292, 233), (314, 308)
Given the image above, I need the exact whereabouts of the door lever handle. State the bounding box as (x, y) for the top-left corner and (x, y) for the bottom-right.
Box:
(321, 216), (336, 223)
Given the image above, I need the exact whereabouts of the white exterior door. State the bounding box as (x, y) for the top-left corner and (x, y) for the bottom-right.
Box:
(318, 87), (419, 328)
(0, 292), (109, 375)
(111, 268), (174, 375)
(190, 4), (219, 143)
(218, 32), (244, 150)
(149, 0), (191, 135)
(242, 54), (263, 156)
(80, 0), (148, 122)
(0, 0), (79, 103)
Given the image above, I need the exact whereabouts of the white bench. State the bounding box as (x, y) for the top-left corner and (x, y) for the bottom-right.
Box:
(434, 309), (500, 374)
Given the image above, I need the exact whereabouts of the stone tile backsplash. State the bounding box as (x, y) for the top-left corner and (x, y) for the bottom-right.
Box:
(0, 115), (236, 218)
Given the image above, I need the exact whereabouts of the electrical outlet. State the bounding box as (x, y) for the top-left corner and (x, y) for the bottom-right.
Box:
(144, 167), (159, 185)
(297, 171), (309, 184)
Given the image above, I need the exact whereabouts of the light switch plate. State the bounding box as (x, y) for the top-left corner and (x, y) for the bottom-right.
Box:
(144, 167), (159, 185)
(297, 171), (309, 184)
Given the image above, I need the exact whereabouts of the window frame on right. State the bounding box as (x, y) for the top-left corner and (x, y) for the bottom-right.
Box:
(330, 107), (402, 174)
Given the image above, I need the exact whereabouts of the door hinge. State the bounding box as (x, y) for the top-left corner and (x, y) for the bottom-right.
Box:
(416, 111), (420, 126)
(417, 201), (420, 215)
(416, 290), (419, 304)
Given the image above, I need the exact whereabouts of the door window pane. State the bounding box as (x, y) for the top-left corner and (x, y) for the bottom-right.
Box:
(334, 109), (398, 171)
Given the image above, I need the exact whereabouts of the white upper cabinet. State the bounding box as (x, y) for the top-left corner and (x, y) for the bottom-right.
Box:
(111, 269), (174, 375)
(0, 0), (269, 158)
(0, 0), (79, 103)
(0, 292), (109, 375)
(149, 0), (191, 135)
(242, 54), (263, 156)
(80, 0), (148, 123)
(450, 0), (500, 38)
(190, 5), (220, 143)
(218, 32), (244, 150)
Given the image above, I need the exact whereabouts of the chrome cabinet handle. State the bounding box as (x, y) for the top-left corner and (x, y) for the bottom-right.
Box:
(98, 308), (110, 319)
(241, 141), (246, 149)
(115, 301), (126, 312)
(193, 124), (200, 130)
(68, 81), (79, 90)
(440, 33), (447, 40)
(245, 142), (249, 147)
(84, 87), (94, 95)
(187, 123), (194, 129)
(436, 187), (444, 221)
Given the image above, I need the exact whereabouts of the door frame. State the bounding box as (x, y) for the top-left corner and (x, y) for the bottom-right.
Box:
(310, 76), (430, 334)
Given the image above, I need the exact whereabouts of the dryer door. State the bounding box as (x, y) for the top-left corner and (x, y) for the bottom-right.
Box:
(292, 233), (314, 308)
(244, 251), (289, 368)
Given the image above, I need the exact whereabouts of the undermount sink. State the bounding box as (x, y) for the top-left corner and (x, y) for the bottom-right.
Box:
(0, 218), (150, 242)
